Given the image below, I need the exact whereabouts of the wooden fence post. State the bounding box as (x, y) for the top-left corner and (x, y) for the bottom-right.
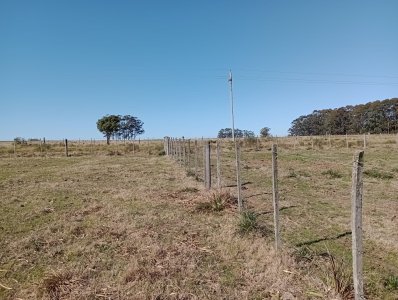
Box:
(351, 150), (365, 300)
(182, 137), (186, 166)
(171, 138), (174, 159)
(187, 139), (191, 167)
(14, 141), (16, 158)
(272, 144), (281, 251)
(203, 141), (206, 186)
(65, 139), (69, 157)
(216, 140), (221, 189)
(205, 141), (211, 190)
(363, 134), (366, 149)
(195, 140), (198, 177)
(236, 142), (243, 210)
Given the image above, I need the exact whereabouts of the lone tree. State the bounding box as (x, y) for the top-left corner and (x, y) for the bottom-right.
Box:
(96, 114), (145, 145)
(97, 115), (121, 145)
(260, 127), (271, 138)
(119, 115), (145, 141)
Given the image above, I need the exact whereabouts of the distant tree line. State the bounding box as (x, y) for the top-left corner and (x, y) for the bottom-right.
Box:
(97, 115), (144, 144)
(288, 98), (398, 136)
(217, 128), (255, 138)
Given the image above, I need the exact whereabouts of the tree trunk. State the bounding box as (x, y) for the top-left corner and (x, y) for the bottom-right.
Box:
(106, 135), (110, 145)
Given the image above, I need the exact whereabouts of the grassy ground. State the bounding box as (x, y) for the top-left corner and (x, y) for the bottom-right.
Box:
(1, 137), (397, 299)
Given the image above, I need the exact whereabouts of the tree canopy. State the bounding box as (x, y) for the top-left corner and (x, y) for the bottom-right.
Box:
(288, 98), (398, 136)
(259, 127), (271, 137)
(217, 128), (255, 139)
(97, 115), (144, 144)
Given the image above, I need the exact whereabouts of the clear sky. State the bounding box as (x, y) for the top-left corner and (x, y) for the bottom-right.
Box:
(1, 0), (398, 140)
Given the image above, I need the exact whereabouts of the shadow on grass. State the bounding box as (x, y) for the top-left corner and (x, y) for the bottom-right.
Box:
(245, 192), (272, 199)
(256, 205), (298, 216)
(295, 231), (352, 247)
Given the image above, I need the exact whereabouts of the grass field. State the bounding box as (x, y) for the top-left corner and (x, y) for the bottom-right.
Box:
(1, 137), (397, 299)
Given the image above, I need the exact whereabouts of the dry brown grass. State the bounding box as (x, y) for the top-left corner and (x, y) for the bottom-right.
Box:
(1, 137), (397, 299)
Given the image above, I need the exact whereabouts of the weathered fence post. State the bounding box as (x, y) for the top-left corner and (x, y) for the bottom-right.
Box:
(203, 141), (206, 185)
(13, 141), (16, 158)
(363, 134), (366, 149)
(65, 139), (68, 157)
(216, 140), (221, 189)
(351, 150), (365, 300)
(272, 144), (281, 251)
(328, 134), (331, 148)
(182, 137), (186, 166)
(236, 142), (243, 210)
(205, 140), (211, 190)
(180, 139), (183, 164)
(194, 140), (198, 177)
(188, 139), (191, 167)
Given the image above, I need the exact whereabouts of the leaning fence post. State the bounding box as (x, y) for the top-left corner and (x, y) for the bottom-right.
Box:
(272, 144), (281, 251)
(65, 139), (69, 157)
(351, 150), (365, 300)
(216, 140), (221, 188)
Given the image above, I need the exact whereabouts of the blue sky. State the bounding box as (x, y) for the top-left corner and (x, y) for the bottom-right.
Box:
(1, 0), (397, 140)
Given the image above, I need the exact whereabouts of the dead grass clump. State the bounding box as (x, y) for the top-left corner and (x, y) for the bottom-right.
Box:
(39, 270), (76, 300)
(106, 150), (122, 156)
(195, 190), (235, 212)
(179, 187), (199, 193)
(325, 254), (354, 299)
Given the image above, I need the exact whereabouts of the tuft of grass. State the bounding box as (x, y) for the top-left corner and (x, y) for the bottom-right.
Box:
(180, 187), (199, 193)
(186, 170), (196, 177)
(40, 271), (74, 299)
(384, 275), (398, 291)
(326, 255), (353, 300)
(238, 211), (258, 233)
(364, 169), (394, 179)
(195, 190), (235, 212)
(321, 169), (343, 179)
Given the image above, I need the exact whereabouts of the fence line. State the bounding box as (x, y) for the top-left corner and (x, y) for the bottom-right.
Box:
(163, 136), (370, 294)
